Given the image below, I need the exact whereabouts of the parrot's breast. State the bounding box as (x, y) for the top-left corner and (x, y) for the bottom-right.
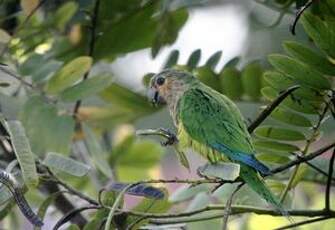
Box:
(177, 122), (228, 163)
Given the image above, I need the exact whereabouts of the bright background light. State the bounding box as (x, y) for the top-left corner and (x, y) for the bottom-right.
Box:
(108, 4), (248, 90)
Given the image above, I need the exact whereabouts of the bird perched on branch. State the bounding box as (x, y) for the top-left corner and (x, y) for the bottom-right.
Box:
(148, 69), (287, 215)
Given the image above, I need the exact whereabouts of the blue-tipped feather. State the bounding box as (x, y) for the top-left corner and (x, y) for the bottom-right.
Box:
(211, 143), (271, 176)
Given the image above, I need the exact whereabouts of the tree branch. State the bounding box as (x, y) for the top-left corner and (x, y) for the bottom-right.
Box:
(222, 183), (244, 230)
(72, 0), (101, 117)
(274, 216), (332, 230)
(290, 0), (313, 35)
(248, 85), (300, 133)
(125, 205), (335, 221)
(325, 149), (335, 211)
(271, 142), (335, 175)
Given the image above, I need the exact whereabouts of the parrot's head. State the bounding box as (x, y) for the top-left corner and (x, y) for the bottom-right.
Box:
(148, 69), (195, 106)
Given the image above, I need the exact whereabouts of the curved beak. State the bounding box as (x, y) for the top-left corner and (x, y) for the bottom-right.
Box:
(148, 87), (165, 106)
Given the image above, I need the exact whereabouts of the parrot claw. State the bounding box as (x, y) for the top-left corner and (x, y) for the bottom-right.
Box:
(159, 128), (178, 146)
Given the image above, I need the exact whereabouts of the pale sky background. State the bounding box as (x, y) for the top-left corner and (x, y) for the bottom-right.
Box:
(107, 3), (249, 90)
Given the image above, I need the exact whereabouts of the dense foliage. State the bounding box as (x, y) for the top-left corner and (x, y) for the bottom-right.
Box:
(0, 0), (334, 229)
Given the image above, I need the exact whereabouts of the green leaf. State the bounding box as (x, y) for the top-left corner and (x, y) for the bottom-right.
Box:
(241, 61), (263, 100)
(219, 67), (243, 99)
(116, 140), (163, 181)
(174, 147), (190, 171)
(116, 140), (163, 168)
(43, 152), (90, 177)
(261, 87), (320, 114)
(263, 71), (293, 90)
(20, 96), (75, 155)
(271, 108), (312, 127)
(268, 54), (331, 90)
(186, 192), (210, 211)
(5, 121), (38, 187)
(133, 192), (171, 213)
(34, 191), (65, 230)
(100, 83), (154, 116)
(45, 56), (92, 94)
(254, 126), (305, 141)
(152, 9), (189, 57)
(83, 124), (113, 177)
(142, 73), (155, 87)
(95, 3), (158, 60)
(66, 224), (80, 230)
(100, 191), (117, 207)
(187, 49), (201, 69)
(169, 184), (209, 203)
(198, 163), (240, 181)
(0, 186), (12, 205)
(19, 54), (63, 82)
(128, 193), (171, 229)
(205, 51), (222, 69)
(283, 41), (335, 76)
(0, 29), (11, 43)
(291, 164), (308, 187)
(301, 12), (335, 58)
(193, 66), (220, 92)
(223, 56), (240, 68)
(60, 74), (113, 102)
(54, 2), (78, 31)
(256, 153), (290, 164)
(0, 201), (15, 220)
(163, 50), (179, 69)
(254, 140), (299, 152)
(263, 71), (325, 102)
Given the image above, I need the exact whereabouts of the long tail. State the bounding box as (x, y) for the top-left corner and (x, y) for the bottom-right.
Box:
(239, 165), (289, 217)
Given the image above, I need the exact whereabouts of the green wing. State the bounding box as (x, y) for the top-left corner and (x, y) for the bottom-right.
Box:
(179, 85), (254, 153)
(178, 85), (271, 175)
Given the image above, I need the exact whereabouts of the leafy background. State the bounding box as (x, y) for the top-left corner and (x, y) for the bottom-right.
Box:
(0, 0), (334, 229)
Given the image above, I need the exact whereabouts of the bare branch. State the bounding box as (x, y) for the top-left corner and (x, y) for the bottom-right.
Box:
(274, 216), (332, 230)
(248, 85), (300, 133)
(271, 142), (335, 174)
(325, 149), (335, 211)
(73, 0), (101, 118)
(222, 183), (244, 230)
(290, 0), (313, 35)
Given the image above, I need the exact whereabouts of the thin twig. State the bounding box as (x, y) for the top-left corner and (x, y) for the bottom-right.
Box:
(125, 205), (335, 220)
(280, 103), (330, 202)
(271, 142), (335, 174)
(46, 168), (99, 206)
(325, 149), (335, 211)
(248, 85), (300, 133)
(291, 152), (335, 182)
(290, 0), (313, 35)
(274, 216), (331, 230)
(72, 0), (101, 117)
(53, 205), (101, 230)
(105, 184), (136, 230)
(222, 183), (244, 230)
(0, 65), (35, 89)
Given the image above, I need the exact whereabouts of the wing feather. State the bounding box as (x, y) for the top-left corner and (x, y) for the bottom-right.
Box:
(178, 85), (270, 175)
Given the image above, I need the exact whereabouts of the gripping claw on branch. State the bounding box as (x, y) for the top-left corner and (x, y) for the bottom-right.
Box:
(158, 128), (178, 146)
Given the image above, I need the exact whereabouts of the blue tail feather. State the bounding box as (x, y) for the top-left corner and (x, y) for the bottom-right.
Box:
(211, 143), (271, 176)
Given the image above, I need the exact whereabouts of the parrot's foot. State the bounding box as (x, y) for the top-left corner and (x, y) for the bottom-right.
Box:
(159, 128), (178, 146)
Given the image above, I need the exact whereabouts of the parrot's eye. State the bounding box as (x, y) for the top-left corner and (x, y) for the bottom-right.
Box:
(156, 77), (165, 86)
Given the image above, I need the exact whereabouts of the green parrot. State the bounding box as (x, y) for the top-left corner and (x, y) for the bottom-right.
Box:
(148, 69), (287, 215)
